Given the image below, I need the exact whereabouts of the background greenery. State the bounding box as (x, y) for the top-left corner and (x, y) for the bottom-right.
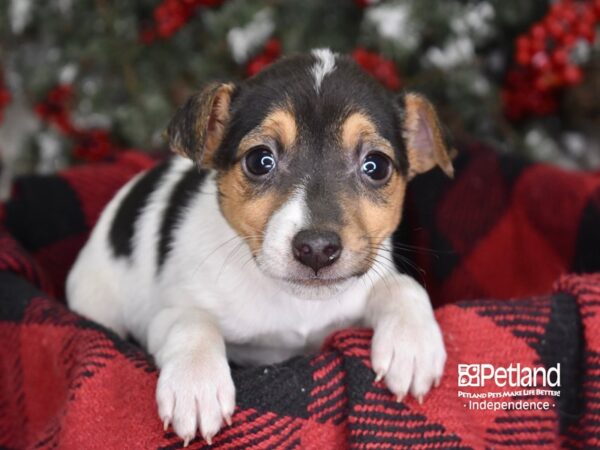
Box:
(0, 0), (598, 181)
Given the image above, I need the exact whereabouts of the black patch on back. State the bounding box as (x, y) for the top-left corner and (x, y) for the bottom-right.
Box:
(109, 161), (171, 259)
(157, 166), (208, 271)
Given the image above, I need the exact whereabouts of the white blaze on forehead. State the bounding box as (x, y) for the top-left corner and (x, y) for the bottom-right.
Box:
(311, 48), (336, 93)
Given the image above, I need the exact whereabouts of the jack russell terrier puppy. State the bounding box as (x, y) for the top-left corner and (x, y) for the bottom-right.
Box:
(67, 49), (454, 445)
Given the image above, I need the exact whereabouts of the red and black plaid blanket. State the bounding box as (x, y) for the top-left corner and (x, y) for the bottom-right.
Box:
(0, 144), (599, 449)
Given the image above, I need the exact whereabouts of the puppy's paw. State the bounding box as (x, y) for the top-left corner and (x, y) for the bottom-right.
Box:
(156, 352), (235, 445)
(371, 315), (446, 403)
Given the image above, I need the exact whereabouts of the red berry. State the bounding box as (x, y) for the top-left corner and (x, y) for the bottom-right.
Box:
(580, 6), (597, 25)
(351, 49), (401, 90)
(516, 49), (531, 66)
(505, 69), (522, 86)
(563, 65), (583, 84)
(0, 89), (10, 105)
(576, 22), (596, 42)
(534, 76), (548, 92)
(263, 39), (281, 57)
(199, 0), (223, 6)
(532, 51), (550, 70)
(530, 38), (546, 53)
(549, 2), (564, 19)
(563, 7), (578, 24)
(246, 57), (267, 77)
(583, 27), (596, 43)
(551, 49), (568, 66)
(531, 24), (547, 41)
(139, 27), (156, 44)
(546, 19), (565, 39)
(560, 33), (577, 47)
(516, 36), (530, 52)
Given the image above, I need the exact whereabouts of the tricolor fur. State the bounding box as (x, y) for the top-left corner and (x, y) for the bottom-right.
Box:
(67, 49), (454, 445)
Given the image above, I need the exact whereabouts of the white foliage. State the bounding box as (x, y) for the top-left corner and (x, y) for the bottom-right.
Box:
(365, 3), (418, 50)
(59, 64), (78, 84)
(450, 2), (495, 40)
(571, 40), (592, 65)
(471, 74), (491, 96)
(424, 36), (474, 69)
(56, 0), (73, 14)
(562, 132), (600, 168)
(525, 128), (577, 169)
(37, 131), (67, 174)
(10, 0), (33, 34)
(0, 97), (40, 199)
(423, 2), (495, 70)
(562, 132), (586, 158)
(72, 113), (111, 130)
(227, 9), (275, 64)
(525, 128), (559, 159)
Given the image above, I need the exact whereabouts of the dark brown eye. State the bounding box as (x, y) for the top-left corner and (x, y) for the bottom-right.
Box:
(243, 146), (276, 177)
(361, 153), (392, 184)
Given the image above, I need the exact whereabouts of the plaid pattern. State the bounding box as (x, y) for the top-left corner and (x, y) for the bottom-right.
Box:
(0, 145), (599, 449)
(396, 143), (600, 306)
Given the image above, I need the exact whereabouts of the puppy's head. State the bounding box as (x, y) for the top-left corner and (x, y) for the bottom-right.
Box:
(167, 49), (454, 298)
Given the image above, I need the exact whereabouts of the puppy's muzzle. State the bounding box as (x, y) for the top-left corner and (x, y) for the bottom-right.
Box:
(292, 229), (342, 274)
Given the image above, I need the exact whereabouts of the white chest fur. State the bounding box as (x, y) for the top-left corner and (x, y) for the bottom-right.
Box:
(107, 163), (375, 365)
(219, 280), (370, 365)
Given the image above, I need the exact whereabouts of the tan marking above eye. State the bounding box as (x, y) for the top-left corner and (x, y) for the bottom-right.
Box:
(340, 112), (395, 161)
(262, 108), (297, 149)
(238, 105), (297, 157)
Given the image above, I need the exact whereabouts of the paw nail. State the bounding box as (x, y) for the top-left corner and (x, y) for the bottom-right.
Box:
(183, 437), (191, 448)
(163, 418), (170, 432)
(225, 415), (232, 426)
(396, 393), (406, 403)
(205, 434), (213, 445)
(374, 372), (383, 383)
(434, 377), (441, 388)
(417, 395), (424, 405)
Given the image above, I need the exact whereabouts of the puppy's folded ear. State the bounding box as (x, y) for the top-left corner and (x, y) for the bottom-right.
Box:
(401, 93), (455, 179)
(166, 82), (235, 166)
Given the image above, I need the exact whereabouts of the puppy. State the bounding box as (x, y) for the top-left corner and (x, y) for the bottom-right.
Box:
(66, 49), (453, 445)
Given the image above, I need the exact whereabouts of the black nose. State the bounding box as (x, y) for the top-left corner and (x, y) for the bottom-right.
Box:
(292, 230), (342, 274)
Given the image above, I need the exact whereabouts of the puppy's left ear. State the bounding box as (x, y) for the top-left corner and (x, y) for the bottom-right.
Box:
(166, 82), (235, 167)
(401, 93), (455, 179)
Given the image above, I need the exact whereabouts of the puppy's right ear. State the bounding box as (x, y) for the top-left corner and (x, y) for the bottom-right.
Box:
(166, 82), (235, 167)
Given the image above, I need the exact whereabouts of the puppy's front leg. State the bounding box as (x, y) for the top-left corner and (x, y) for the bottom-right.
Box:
(148, 307), (235, 445)
(365, 273), (446, 403)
